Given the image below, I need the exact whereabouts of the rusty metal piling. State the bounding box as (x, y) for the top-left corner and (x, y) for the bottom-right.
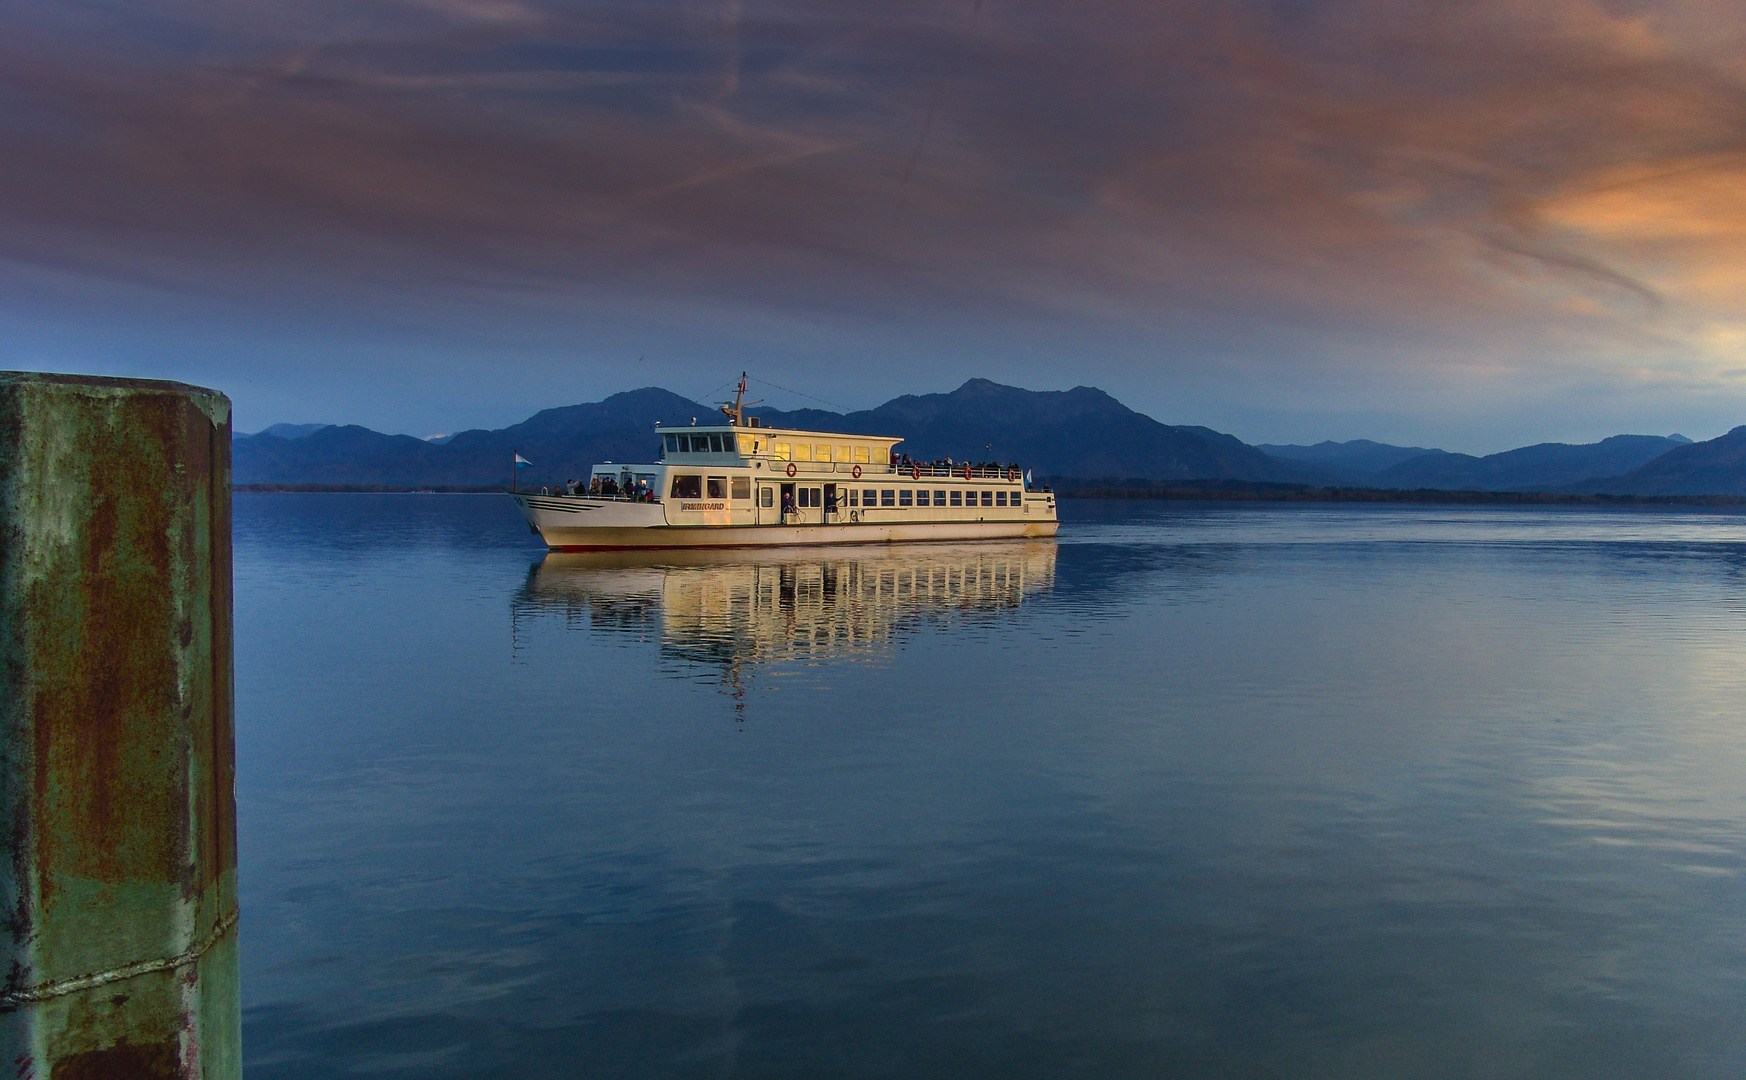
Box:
(0, 373), (238, 1078)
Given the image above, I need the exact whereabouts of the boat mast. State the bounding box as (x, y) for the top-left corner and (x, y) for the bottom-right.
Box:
(718, 372), (761, 426)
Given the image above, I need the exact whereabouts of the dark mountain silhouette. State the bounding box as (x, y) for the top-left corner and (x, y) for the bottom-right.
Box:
(251, 422), (331, 439)
(232, 379), (1739, 494)
(1257, 439), (1447, 482)
(234, 380), (1314, 487)
(745, 380), (1313, 483)
(1585, 426), (1746, 494)
(1371, 434), (1689, 491)
(234, 388), (703, 486)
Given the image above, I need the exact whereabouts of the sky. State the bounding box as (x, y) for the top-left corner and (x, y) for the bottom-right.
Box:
(4, 0), (1746, 451)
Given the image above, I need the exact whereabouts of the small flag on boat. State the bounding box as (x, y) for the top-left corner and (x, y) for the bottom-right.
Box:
(1024, 469), (1032, 489)
(514, 453), (533, 468)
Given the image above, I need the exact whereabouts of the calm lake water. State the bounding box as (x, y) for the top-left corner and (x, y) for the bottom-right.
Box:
(235, 495), (1746, 1079)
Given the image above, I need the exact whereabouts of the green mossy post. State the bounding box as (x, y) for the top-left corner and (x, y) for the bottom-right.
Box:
(0, 373), (238, 1078)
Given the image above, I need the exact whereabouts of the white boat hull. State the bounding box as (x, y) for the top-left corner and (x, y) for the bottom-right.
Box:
(513, 493), (1058, 550)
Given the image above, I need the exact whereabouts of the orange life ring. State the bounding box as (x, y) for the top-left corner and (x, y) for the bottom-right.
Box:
(786, 462), (797, 477)
(911, 462), (921, 480)
(851, 464), (862, 479)
(962, 464), (972, 481)
(1008, 467), (1018, 481)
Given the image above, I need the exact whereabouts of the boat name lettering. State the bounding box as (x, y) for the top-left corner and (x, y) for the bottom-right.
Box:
(681, 501), (727, 511)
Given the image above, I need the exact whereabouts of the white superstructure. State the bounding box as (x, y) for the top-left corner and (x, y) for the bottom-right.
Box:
(511, 376), (1059, 550)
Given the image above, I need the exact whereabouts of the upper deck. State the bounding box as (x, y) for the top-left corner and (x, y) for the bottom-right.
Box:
(657, 422), (906, 475)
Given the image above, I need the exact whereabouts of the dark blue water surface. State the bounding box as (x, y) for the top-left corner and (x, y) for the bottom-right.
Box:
(235, 495), (1746, 1078)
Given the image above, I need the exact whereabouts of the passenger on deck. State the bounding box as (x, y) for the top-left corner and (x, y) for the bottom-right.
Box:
(781, 490), (796, 518)
(824, 489), (838, 515)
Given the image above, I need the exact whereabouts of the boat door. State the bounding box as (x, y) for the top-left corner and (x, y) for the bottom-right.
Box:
(780, 482), (796, 523)
(823, 483), (838, 521)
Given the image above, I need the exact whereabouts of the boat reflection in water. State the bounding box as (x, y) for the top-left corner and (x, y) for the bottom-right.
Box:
(514, 541), (1057, 714)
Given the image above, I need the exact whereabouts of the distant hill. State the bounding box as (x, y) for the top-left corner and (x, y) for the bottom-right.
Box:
(745, 380), (1313, 484)
(1257, 439), (1446, 482)
(1586, 426), (1746, 494)
(233, 380), (1742, 494)
(234, 380), (1317, 488)
(234, 388), (703, 487)
(1372, 434), (1689, 491)
(251, 422), (331, 439)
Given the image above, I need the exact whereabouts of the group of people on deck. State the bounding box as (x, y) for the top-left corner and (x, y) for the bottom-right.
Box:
(563, 476), (655, 501)
(889, 452), (1023, 476)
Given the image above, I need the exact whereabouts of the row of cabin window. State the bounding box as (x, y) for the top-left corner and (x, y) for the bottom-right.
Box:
(751, 488), (1020, 508)
(669, 474), (1024, 507)
(772, 442), (873, 464)
(668, 475), (753, 500)
(666, 433), (757, 456)
(663, 433), (886, 464)
(855, 489), (1017, 508)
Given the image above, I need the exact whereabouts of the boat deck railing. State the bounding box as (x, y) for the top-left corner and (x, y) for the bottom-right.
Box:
(550, 464), (1029, 492)
(764, 462), (1025, 479)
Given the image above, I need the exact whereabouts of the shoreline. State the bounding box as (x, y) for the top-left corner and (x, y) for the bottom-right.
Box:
(1052, 482), (1746, 506)
(233, 482), (1746, 506)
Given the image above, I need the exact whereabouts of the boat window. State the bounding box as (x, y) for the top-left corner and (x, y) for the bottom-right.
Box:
(836, 445), (849, 463)
(706, 434), (721, 453)
(773, 442), (791, 460)
(707, 477), (727, 499)
(899, 490), (913, 507)
(760, 487), (773, 507)
(854, 446), (870, 464)
(731, 477), (751, 500)
(664, 434), (678, 453)
(881, 490), (895, 507)
(864, 488), (877, 506)
(736, 434), (754, 455)
(670, 474), (702, 499)
(995, 491), (1007, 506)
(795, 443), (813, 461)
(950, 490), (962, 506)
(981, 490), (993, 506)
(847, 489), (858, 507)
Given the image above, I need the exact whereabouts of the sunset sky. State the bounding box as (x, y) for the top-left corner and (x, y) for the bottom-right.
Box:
(4, 0), (1746, 450)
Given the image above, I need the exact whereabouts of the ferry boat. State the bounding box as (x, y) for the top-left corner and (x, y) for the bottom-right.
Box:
(511, 376), (1060, 550)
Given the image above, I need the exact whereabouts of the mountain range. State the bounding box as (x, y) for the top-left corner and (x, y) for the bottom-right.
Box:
(234, 379), (1746, 495)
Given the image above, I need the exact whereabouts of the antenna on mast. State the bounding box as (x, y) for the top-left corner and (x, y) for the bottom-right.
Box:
(718, 372), (763, 426)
